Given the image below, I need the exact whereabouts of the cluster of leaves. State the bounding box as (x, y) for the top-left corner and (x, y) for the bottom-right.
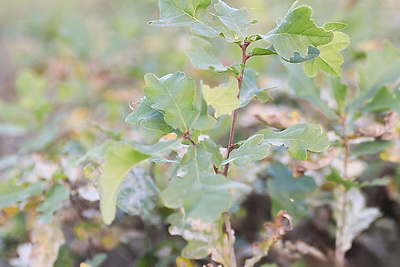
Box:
(97, 0), (351, 266)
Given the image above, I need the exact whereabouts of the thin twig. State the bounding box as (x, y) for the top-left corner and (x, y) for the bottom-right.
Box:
(335, 115), (350, 267)
(222, 41), (252, 267)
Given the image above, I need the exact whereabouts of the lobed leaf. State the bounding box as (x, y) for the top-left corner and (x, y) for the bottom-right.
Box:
(240, 68), (272, 107)
(259, 123), (330, 160)
(264, 3), (333, 60)
(144, 72), (199, 132)
(202, 77), (240, 118)
(187, 36), (228, 73)
(213, 0), (251, 41)
(125, 98), (174, 134)
(161, 144), (249, 221)
(222, 134), (270, 166)
(334, 187), (381, 254)
(304, 32), (350, 77)
(168, 211), (230, 265)
(149, 0), (220, 38)
(117, 169), (159, 223)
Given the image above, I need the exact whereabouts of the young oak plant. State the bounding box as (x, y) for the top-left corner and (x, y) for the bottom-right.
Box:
(98, 0), (348, 265)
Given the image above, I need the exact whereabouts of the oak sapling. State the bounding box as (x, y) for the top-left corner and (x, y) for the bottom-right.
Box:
(99, 1), (349, 266)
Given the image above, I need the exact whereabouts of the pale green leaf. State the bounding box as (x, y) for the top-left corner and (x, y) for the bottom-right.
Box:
(100, 143), (149, 225)
(37, 183), (70, 224)
(259, 123), (330, 160)
(213, 0), (251, 40)
(117, 169), (159, 222)
(334, 187), (381, 254)
(149, 0), (220, 38)
(202, 137), (224, 168)
(267, 163), (317, 224)
(323, 22), (347, 31)
(161, 144), (249, 221)
(287, 64), (338, 120)
(202, 77), (240, 118)
(264, 4), (333, 60)
(125, 98), (174, 134)
(100, 139), (181, 225)
(222, 134), (270, 166)
(0, 181), (46, 210)
(187, 36), (228, 72)
(144, 72), (199, 132)
(240, 69), (272, 107)
(304, 32), (350, 77)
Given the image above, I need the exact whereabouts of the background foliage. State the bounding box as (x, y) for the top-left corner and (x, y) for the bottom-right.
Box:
(0, 0), (399, 266)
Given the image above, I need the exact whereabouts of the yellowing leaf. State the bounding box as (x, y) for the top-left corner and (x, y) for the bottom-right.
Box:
(304, 32), (350, 77)
(202, 77), (240, 118)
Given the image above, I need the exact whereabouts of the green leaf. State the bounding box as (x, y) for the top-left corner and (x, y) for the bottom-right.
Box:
(287, 64), (338, 120)
(37, 183), (70, 224)
(187, 36), (228, 73)
(117, 169), (159, 222)
(323, 22), (347, 31)
(304, 32), (350, 77)
(240, 69), (272, 107)
(100, 143), (149, 225)
(251, 47), (277, 56)
(252, 45), (321, 64)
(168, 211), (229, 265)
(284, 46), (320, 63)
(202, 77), (240, 118)
(364, 86), (400, 113)
(202, 137), (224, 169)
(149, 0), (219, 38)
(100, 138), (181, 225)
(192, 95), (217, 130)
(0, 181), (46, 210)
(161, 144), (249, 221)
(350, 43), (400, 117)
(144, 72), (199, 132)
(125, 98), (174, 134)
(222, 134), (270, 166)
(330, 77), (348, 115)
(264, 3), (333, 60)
(326, 168), (359, 189)
(267, 163), (317, 224)
(213, 0), (251, 41)
(259, 123), (330, 160)
(352, 140), (393, 157)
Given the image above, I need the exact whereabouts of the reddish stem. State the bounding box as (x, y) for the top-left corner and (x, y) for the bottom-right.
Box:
(223, 41), (252, 176)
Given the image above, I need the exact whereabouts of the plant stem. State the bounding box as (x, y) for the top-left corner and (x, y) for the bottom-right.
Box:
(222, 40), (252, 267)
(335, 115), (350, 267)
(223, 41), (251, 176)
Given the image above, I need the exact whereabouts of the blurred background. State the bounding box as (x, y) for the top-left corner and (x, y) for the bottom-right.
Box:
(0, 0), (399, 266)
